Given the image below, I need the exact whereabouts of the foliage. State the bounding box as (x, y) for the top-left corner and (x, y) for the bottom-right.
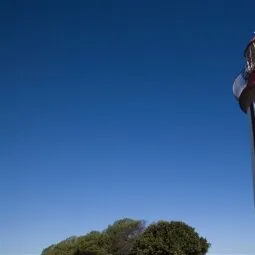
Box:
(41, 244), (56, 255)
(131, 220), (210, 255)
(103, 218), (146, 255)
(41, 236), (79, 255)
(41, 218), (210, 255)
(199, 237), (211, 255)
(75, 231), (109, 255)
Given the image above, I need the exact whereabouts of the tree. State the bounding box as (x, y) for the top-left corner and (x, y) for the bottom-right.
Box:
(104, 218), (146, 255)
(41, 244), (56, 255)
(131, 220), (210, 255)
(199, 237), (211, 255)
(76, 231), (109, 255)
(41, 218), (210, 255)
(41, 231), (108, 255)
(41, 236), (79, 255)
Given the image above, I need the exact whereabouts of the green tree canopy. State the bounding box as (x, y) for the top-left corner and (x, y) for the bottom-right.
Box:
(75, 231), (109, 255)
(41, 218), (210, 255)
(103, 218), (146, 255)
(131, 220), (210, 255)
(41, 236), (79, 255)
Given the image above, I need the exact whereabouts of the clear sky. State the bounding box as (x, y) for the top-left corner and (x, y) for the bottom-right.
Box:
(1, 1), (255, 254)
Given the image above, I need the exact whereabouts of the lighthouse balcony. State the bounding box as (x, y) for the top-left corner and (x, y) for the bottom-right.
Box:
(233, 69), (247, 99)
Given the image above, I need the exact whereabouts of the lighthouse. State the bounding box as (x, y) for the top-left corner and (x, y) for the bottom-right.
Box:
(233, 35), (255, 206)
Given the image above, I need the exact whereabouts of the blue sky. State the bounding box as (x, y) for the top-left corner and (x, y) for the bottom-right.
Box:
(1, 0), (255, 254)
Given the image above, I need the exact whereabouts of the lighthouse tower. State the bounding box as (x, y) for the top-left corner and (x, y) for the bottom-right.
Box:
(233, 35), (255, 206)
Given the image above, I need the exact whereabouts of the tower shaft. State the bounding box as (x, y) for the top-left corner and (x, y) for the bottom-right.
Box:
(248, 103), (255, 205)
